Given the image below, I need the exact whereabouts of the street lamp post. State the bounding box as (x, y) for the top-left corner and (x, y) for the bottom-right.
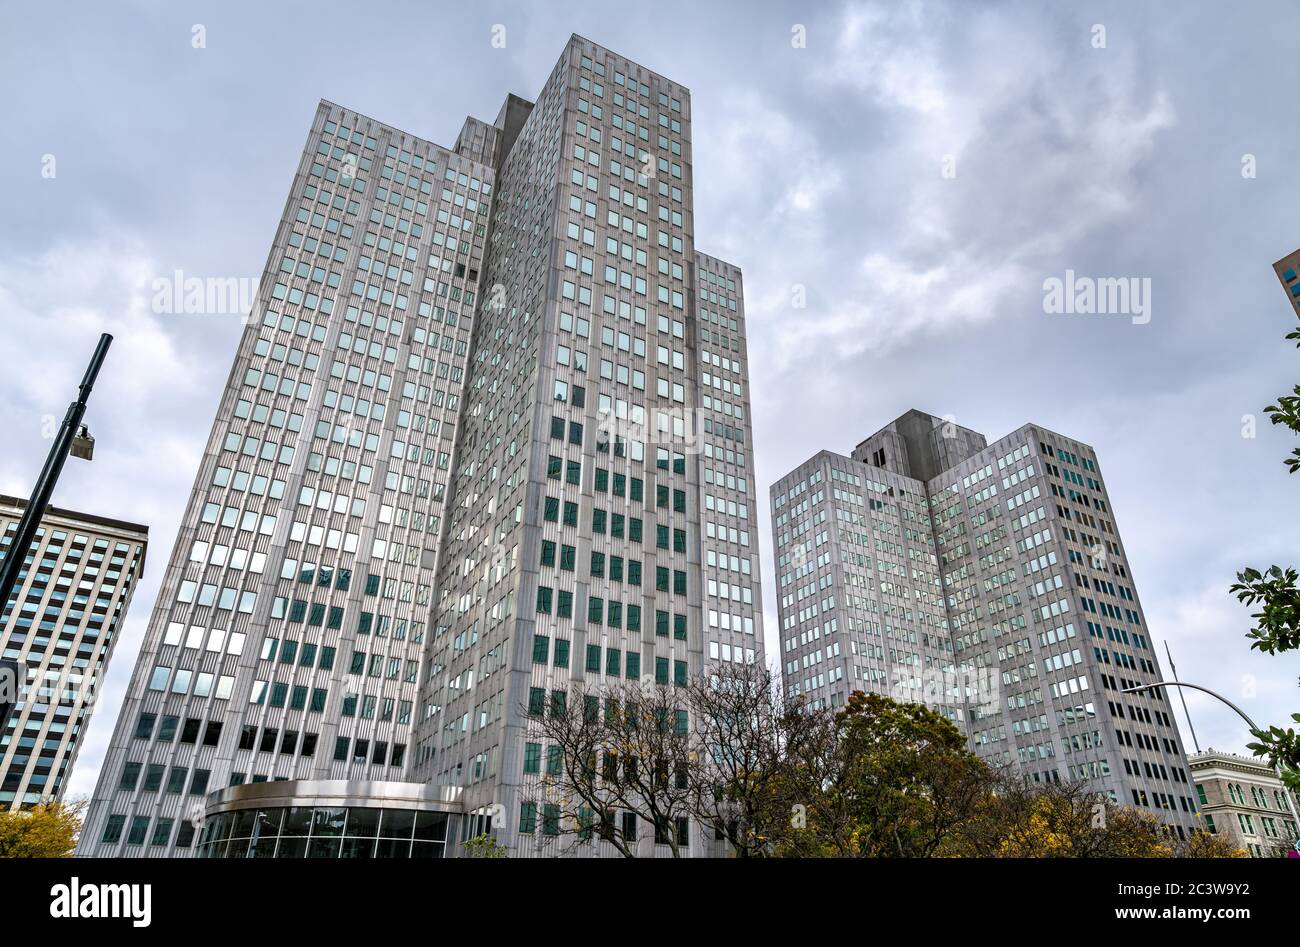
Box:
(0, 333), (112, 622)
(1122, 680), (1300, 829)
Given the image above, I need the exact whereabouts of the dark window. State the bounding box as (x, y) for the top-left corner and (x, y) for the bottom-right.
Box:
(101, 814), (126, 844)
(133, 713), (156, 740)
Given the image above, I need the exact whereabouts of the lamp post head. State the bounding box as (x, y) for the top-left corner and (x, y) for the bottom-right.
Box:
(70, 425), (95, 461)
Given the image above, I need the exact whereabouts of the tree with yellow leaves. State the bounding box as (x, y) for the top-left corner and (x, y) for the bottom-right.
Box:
(988, 793), (1173, 858)
(950, 777), (1244, 858)
(1175, 830), (1248, 858)
(0, 798), (85, 858)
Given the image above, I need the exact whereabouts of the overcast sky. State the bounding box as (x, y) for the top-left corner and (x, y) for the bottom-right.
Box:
(2, 0), (1298, 798)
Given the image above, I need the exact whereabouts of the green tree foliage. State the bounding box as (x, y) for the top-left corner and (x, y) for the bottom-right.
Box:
(768, 691), (990, 857)
(463, 833), (509, 858)
(536, 683), (1236, 858)
(756, 693), (1234, 859)
(1229, 311), (1300, 791)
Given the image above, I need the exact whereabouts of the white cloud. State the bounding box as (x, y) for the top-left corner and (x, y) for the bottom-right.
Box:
(1150, 580), (1300, 757)
(774, 1), (1178, 357)
(0, 236), (198, 459)
(0, 235), (236, 800)
(817, 1), (949, 114)
(696, 2), (1181, 381)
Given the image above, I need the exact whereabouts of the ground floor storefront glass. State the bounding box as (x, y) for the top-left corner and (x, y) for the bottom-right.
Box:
(197, 805), (451, 858)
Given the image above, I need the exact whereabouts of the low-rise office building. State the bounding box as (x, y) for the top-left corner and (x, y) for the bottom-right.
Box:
(1190, 749), (1299, 856)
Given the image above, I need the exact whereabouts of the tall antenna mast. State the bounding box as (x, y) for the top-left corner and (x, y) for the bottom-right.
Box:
(1165, 640), (1201, 753)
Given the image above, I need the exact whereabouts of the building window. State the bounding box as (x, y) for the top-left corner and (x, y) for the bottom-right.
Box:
(126, 816), (150, 846)
(101, 814), (126, 845)
(523, 743), (541, 775)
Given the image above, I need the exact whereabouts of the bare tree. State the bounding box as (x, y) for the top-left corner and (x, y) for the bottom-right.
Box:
(533, 680), (696, 857)
(684, 663), (827, 856)
(743, 691), (846, 856)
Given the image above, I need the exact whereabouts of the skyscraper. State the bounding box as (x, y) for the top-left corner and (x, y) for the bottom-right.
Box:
(1271, 248), (1300, 312)
(0, 496), (148, 808)
(80, 35), (762, 858)
(770, 410), (1200, 836)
